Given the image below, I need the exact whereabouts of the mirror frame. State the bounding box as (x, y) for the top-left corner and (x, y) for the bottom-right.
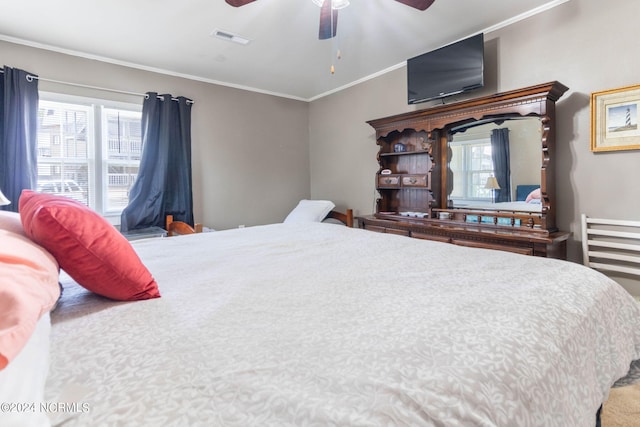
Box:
(446, 116), (544, 213)
(434, 83), (568, 233)
(367, 81), (568, 233)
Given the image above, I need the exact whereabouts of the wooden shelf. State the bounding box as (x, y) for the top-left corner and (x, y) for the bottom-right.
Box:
(363, 82), (570, 258)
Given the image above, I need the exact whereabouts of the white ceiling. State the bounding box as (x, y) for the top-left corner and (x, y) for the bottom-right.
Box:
(0, 0), (566, 101)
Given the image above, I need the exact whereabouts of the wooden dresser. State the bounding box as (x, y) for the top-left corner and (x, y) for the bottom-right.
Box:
(358, 82), (570, 260)
(358, 215), (569, 258)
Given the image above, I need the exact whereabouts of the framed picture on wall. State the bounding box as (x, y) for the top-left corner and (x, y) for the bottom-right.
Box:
(591, 84), (640, 152)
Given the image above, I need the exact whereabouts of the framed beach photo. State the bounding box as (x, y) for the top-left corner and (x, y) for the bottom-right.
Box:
(591, 84), (640, 152)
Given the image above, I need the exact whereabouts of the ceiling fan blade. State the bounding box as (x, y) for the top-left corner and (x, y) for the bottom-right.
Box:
(394, 0), (435, 11)
(225, 0), (257, 7)
(319, 0), (338, 40)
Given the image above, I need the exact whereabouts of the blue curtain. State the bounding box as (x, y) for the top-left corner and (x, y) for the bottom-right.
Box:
(0, 67), (39, 212)
(490, 128), (511, 203)
(120, 93), (193, 231)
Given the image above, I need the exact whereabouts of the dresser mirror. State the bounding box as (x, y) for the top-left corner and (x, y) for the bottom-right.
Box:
(446, 117), (543, 214)
(365, 81), (568, 238)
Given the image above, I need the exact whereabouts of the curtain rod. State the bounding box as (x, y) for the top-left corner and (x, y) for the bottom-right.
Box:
(0, 68), (194, 104)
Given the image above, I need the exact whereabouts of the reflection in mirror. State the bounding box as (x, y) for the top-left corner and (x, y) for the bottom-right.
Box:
(448, 117), (542, 213)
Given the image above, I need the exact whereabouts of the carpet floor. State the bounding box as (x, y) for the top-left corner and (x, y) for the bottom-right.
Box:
(603, 382), (640, 427)
(602, 297), (640, 426)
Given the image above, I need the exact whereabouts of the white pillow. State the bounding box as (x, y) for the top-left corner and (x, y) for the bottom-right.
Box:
(322, 217), (344, 225)
(283, 199), (335, 223)
(0, 312), (51, 427)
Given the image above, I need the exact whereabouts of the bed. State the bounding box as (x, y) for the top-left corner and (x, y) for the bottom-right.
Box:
(452, 185), (543, 213)
(452, 200), (542, 213)
(2, 195), (640, 427)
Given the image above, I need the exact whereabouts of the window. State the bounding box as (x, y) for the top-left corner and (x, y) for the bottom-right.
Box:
(36, 96), (142, 221)
(103, 109), (143, 211)
(449, 138), (494, 201)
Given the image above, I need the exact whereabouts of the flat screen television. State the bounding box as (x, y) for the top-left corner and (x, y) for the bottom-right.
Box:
(407, 33), (484, 105)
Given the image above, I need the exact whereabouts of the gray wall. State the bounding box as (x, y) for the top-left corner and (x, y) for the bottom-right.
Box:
(2, 0), (639, 294)
(0, 39), (310, 230)
(309, 0), (640, 295)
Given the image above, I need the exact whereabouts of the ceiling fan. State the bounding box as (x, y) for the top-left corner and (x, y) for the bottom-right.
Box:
(225, 0), (436, 40)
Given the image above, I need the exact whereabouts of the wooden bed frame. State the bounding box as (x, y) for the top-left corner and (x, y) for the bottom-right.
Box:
(326, 209), (354, 227)
(166, 215), (203, 236)
(166, 210), (352, 234)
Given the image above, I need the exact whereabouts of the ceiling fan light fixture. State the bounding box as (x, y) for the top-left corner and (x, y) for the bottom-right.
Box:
(311, 0), (350, 10)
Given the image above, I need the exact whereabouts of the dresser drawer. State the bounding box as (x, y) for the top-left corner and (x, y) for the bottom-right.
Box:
(362, 223), (409, 237)
(386, 228), (410, 236)
(365, 225), (387, 234)
(451, 238), (534, 256)
(411, 231), (451, 243)
(402, 174), (428, 187)
(377, 174), (401, 188)
(357, 214), (568, 259)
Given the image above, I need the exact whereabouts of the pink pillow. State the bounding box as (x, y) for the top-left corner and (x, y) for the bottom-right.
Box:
(0, 211), (25, 236)
(19, 190), (160, 301)
(525, 188), (541, 203)
(0, 230), (60, 370)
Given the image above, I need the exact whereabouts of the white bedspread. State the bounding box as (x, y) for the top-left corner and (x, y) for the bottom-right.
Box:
(46, 223), (640, 426)
(453, 200), (542, 213)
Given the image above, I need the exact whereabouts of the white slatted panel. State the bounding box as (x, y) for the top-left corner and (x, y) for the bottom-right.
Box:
(581, 214), (640, 278)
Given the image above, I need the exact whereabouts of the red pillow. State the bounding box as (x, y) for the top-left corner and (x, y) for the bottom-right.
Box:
(19, 190), (160, 301)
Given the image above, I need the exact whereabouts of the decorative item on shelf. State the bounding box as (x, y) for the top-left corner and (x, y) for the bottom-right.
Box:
(0, 189), (10, 206)
(400, 211), (428, 218)
(465, 215), (480, 224)
(485, 176), (500, 203)
(381, 169), (392, 175)
(438, 212), (451, 220)
(394, 142), (407, 153)
(418, 136), (430, 151)
(481, 216), (495, 224)
(497, 217), (512, 226)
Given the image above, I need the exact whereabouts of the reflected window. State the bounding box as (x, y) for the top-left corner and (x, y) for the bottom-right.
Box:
(450, 137), (494, 201)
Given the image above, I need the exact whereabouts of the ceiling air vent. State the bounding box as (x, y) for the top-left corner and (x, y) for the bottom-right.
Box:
(211, 29), (251, 45)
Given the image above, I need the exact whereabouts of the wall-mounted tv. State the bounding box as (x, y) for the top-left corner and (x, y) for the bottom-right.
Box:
(407, 33), (484, 105)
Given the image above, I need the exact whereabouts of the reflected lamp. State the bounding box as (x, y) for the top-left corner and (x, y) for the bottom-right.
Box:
(485, 176), (500, 203)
